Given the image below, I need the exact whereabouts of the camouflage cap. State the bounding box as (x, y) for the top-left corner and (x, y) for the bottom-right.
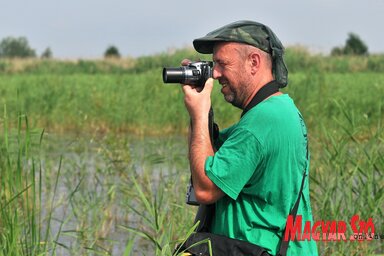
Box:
(193, 20), (288, 87)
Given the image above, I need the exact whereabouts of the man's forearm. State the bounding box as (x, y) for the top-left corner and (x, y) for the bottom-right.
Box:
(188, 117), (217, 203)
(183, 78), (223, 203)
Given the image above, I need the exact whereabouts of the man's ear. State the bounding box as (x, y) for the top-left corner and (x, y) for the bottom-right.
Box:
(249, 51), (261, 75)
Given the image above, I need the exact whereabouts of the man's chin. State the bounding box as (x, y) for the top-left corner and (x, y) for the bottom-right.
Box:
(223, 95), (241, 108)
(223, 94), (233, 103)
(224, 95), (236, 107)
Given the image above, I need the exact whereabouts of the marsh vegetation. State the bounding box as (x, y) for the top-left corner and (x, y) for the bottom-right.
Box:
(1, 48), (383, 255)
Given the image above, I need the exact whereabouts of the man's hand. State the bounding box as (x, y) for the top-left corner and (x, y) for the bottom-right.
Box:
(180, 59), (213, 122)
(182, 78), (214, 122)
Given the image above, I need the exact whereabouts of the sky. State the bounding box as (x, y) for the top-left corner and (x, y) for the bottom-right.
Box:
(1, 0), (383, 59)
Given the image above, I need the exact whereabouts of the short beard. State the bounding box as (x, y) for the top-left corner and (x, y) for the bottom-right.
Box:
(223, 90), (243, 109)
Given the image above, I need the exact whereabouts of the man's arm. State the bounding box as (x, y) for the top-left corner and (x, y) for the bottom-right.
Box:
(183, 78), (225, 204)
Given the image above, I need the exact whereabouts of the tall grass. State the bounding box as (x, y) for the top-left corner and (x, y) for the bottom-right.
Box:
(0, 49), (383, 255)
(116, 136), (196, 255)
(0, 72), (383, 137)
(1, 48), (384, 136)
(310, 100), (383, 255)
(0, 109), (60, 255)
(119, 175), (196, 255)
(0, 48), (383, 134)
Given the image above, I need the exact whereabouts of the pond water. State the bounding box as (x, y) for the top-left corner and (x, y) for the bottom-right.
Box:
(38, 133), (192, 255)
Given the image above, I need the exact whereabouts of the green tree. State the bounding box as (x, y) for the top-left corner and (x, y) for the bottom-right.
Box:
(330, 47), (344, 56)
(331, 33), (368, 56)
(0, 36), (36, 58)
(41, 47), (53, 59)
(344, 33), (368, 55)
(104, 45), (121, 58)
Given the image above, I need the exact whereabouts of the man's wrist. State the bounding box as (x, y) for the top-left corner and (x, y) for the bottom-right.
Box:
(190, 112), (209, 127)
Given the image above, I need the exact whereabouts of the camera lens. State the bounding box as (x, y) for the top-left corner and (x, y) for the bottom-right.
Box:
(162, 67), (185, 83)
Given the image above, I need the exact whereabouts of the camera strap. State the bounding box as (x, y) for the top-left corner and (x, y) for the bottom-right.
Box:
(192, 80), (281, 234)
(240, 81), (309, 256)
(278, 121), (308, 256)
(241, 80), (280, 118)
(184, 80), (308, 256)
(277, 171), (307, 256)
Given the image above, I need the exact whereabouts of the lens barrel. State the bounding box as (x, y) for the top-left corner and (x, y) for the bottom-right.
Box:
(162, 67), (185, 83)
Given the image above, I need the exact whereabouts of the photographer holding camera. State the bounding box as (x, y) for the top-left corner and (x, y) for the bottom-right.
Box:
(175, 21), (318, 255)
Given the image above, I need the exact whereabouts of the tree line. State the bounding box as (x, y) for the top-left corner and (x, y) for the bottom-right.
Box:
(0, 37), (121, 59)
(0, 33), (369, 59)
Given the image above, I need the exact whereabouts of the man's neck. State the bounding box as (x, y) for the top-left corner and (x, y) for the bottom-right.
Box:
(240, 80), (281, 117)
(242, 78), (274, 109)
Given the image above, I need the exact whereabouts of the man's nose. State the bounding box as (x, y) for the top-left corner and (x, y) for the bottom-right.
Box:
(212, 65), (221, 79)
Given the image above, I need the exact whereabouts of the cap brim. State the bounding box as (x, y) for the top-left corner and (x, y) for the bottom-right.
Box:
(193, 37), (227, 54)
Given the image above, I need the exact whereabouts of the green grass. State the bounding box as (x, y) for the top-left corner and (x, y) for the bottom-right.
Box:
(0, 50), (383, 255)
(0, 48), (383, 136)
(309, 101), (383, 255)
(0, 110), (57, 255)
(0, 71), (383, 137)
(0, 71), (191, 135)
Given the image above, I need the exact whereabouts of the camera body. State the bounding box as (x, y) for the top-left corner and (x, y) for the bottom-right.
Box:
(162, 61), (213, 87)
(186, 180), (199, 205)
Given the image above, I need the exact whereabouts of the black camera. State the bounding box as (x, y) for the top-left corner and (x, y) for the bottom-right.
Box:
(162, 61), (213, 87)
(186, 179), (199, 206)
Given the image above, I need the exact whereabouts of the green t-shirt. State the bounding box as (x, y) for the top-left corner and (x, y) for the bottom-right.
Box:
(205, 94), (318, 255)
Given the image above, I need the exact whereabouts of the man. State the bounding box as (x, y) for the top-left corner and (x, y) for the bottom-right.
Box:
(181, 21), (318, 255)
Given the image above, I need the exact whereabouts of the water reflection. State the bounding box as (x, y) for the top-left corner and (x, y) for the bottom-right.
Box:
(40, 133), (191, 255)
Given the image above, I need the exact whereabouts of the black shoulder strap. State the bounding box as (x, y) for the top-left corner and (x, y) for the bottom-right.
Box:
(193, 80), (279, 231)
(241, 80), (280, 117)
(277, 172), (307, 256)
(277, 141), (309, 256)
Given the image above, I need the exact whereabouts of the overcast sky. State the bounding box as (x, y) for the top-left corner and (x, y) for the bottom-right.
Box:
(1, 0), (383, 58)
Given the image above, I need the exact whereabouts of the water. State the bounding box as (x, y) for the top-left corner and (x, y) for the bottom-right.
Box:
(38, 133), (190, 255)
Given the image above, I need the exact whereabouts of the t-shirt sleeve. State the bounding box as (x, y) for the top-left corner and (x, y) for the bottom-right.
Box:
(205, 127), (264, 200)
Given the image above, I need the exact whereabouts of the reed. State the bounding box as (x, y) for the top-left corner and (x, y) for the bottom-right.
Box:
(0, 71), (382, 137)
(1, 49), (383, 255)
(116, 135), (195, 255)
(310, 100), (383, 255)
(0, 109), (60, 255)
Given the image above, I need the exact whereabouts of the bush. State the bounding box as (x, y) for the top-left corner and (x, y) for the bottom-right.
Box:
(331, 33), (368, 56)
(0, 36), (36, 58)
(104, 45), (121, 58)
(344, 33), (368, 55)
(41, 47), (53, 59)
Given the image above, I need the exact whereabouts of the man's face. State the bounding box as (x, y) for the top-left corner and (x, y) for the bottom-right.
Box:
(212, 42), (252, 109)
